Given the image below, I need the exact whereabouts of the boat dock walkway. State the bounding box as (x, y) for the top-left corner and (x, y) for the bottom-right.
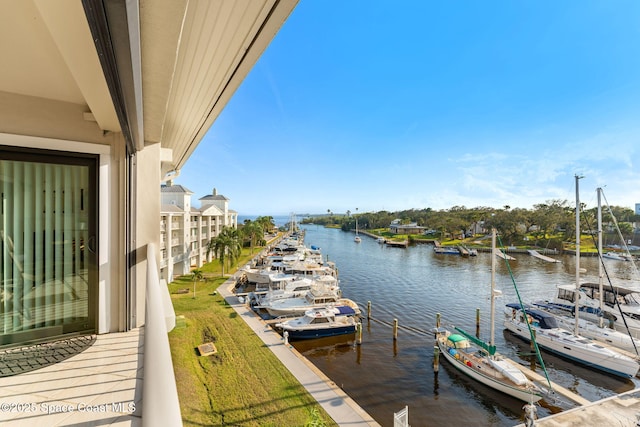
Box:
(385, 239), (409, 247)
(218, 274), (380, 427)
(527, 249), (562, 263)
(504, 359), (591, 406)
(457, 245), (470, 256)
(493, 248), (516, 260)
(514, 388), (640, 427)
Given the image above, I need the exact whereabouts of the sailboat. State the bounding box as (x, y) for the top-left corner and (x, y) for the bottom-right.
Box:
(532, 186), (640, 354)
(434, 229), (544, 403)
(354, 210), (361, 243)
(504, 176), (640, 378)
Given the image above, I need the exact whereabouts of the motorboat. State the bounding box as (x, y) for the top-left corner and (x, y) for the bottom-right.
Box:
(263, 284), (360, 318)
(602, 252), (631, 261)
(242, 266), (272, 285)
(275, 306), (358, 340)
(503, 303), (639, 378)
(433, 246), (459, 255)
(254, 276), (339, 308)
(253, 277), (315, 307)
(548, 281), (640, 339)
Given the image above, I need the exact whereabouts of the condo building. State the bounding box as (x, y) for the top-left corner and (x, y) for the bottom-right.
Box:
(160, 184), (237, 281)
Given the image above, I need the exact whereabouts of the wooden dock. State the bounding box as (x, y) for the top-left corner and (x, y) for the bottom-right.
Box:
(493, 248), (516, 260)
(517, 389), (640, 427)
(504, 359), (591, 406)
(386, 240), (408, 248)
(528, 249), (561, 263)
(457, 246), (469, 256)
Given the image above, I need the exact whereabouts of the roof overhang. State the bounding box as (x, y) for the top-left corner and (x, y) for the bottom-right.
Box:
(0, 0), (297, 172)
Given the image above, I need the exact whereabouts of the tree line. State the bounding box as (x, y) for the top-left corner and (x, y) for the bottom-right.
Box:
(203, 216), (276, 276)
(302, 200), (640, 249)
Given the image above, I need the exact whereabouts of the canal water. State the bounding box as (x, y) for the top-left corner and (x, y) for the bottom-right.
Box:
(294, 224), (640, 427)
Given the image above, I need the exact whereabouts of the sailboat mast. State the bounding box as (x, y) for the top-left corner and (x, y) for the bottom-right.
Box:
(575, 175), (582, 335)
(597, 188), (604, 328)
(490, 228), (496, 348)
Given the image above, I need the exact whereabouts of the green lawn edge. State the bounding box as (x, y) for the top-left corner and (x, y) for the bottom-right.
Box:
(168, 243), (338, 427)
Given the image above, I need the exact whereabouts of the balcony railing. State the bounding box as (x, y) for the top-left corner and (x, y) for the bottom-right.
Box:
(143, 243), (181, 426)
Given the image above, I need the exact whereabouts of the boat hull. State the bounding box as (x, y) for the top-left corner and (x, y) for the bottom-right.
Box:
(503, 319), (639, 378)
(436, 336), (542, 403)
(282, 325), (356, 340)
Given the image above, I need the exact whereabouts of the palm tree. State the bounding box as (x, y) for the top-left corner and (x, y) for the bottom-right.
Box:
(191, 268), (203, 299)
(207, 226), (242, 277)
(256, 216), (275, 234)
(242, 221), (263, 255)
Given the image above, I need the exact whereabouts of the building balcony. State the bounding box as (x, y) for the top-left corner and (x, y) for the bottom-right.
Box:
(0, 329), (144, 425)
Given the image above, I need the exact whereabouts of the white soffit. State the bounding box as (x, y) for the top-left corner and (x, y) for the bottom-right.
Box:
(0, 0), (120, 133)
(0, 0), (83, 104)
(34, 0), (120, 132)
(152, 0), (297, 170)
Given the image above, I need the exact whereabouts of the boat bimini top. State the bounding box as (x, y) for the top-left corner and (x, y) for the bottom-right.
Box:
(506, 303), (560, 330)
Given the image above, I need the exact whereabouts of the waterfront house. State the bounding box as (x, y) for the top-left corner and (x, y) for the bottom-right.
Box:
(390, 221), (426, 235)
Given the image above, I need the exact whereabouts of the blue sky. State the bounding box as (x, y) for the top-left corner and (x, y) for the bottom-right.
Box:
(179, 1), (640, 216)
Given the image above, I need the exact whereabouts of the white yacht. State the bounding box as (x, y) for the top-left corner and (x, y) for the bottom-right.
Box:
(548, 281), (640, 339)
(504, 303), (639, 378)
(532, 301), (640, 354)
(264, 284), (360, 318)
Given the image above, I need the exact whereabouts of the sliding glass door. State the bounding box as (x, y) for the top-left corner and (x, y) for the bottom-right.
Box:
(0, 147), (97, 347)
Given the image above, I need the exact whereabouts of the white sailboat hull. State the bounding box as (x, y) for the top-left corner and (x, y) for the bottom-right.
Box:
(436, 334), (542, 402)
(533, 304), (640, 353)
(503, 308), (639, 378)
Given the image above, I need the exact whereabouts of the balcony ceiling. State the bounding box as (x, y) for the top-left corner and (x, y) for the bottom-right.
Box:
(0, 0), (297, 172)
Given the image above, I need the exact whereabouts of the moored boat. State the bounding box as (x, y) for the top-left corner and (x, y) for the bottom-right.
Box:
(434, 230), (545, 403)
(602, 252), (631, 261)
(275, 306), (358, 340)
(263, 284), (360, 317)
(433, 246), (459, 255)
(435, 329), (543, 402)
(532, 301), (640, 354)
(548, 281), (640, 339)
(503, 303), (639, 378)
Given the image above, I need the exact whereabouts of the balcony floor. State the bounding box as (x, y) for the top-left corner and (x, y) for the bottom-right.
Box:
(0, 329), (143, 426)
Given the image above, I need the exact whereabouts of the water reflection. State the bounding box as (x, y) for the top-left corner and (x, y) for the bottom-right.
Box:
(293, 334), (356, 357)
(294, 224), (640, 426)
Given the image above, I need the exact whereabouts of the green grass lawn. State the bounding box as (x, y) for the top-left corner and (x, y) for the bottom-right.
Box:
(167, 246), (337, 427)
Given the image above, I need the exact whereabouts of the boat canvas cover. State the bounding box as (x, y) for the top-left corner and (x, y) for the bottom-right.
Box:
(455, 327), (496, 355)
(489, 359), (528, 385)
(447, 334), (470, 349)
(334, 306), (357, 316)
(506, 303), (560, 329)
